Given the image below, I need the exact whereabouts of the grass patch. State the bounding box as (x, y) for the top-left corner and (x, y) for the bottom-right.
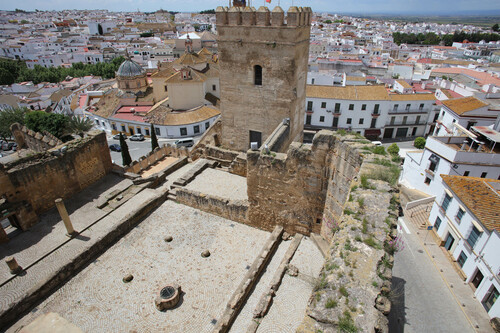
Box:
(338, 310), (358, 333)
(339, 285), (349, 298)
(314, 273), (328, 291)
(325, 298), (338, 308)
(337, 129), (347, 136)
(355, 235), (362, 242)
(372, 281), (378, 287)
(344, 208), (355, 215)
(357, 197), (364, 208)
(392, 155), (401, 163)
(362, 218), (368, 234)
(373, 146), (386, 155)
(371, 157), (393, 167)
(364, 164), (400, 186)
(363, 235), (381, 249)
(349, 194), (353, 202)
(361, 175), (375, 190)
(344, 239), (357, 252)
(327, 262), (339, 271)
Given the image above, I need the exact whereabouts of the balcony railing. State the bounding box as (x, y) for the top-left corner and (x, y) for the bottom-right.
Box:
(386, 120), (427, 126)
(388, 109), (428, 114)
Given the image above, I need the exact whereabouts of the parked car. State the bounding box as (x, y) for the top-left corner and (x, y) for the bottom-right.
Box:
(174, 138), (194, 148)
(1, 141), (16, 151)
(113, 133), (127, 140)
(130, 134), (145, 141)
(109, 144), (121, 152)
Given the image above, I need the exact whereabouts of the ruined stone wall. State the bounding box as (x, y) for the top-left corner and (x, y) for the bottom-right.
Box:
(125, 144), (188, 174)
(298, 152), (401, 333)
(262, 121), (291, 153)
(247, 130), (363, 235)
(176, 188), (248, 225)
(216, 6), (311, 151)
(0, 131), (112, 230)
(10, 123), (63, 153)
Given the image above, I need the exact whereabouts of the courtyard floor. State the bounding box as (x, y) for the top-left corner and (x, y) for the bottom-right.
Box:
(8, 201), (270, 332)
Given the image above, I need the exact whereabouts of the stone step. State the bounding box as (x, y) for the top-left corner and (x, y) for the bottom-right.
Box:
(310, 233), (330, 258)
(215, 226), (283, 333)
(166, 194), (177, 201)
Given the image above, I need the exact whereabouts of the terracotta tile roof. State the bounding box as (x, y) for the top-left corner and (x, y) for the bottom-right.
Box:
(442, 96), (488, 115)
(175, 52), (207, 66)
(91, 89), (122, 118)
(306, 85), (389, 100)
(145, 105), (220, 126)
(165, 69), (206, 84)
(441, 175), (500, 233)
(396, 80), (412, 88)
(307, 85), (436, 101)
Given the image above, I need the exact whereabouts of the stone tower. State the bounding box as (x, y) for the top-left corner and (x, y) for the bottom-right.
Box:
(216, 6), (312, 151)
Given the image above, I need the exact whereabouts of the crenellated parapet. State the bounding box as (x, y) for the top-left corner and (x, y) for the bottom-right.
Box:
(216, 6), (312, 27)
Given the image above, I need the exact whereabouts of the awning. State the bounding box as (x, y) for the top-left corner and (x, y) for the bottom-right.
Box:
(471, 220), (484, 233)
(364, 129), (381, 136)
(472, 126), (500, 143)
(444, 188), (453, 197)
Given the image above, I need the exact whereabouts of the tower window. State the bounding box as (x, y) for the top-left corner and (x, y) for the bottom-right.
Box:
(254, 65), (262, 86)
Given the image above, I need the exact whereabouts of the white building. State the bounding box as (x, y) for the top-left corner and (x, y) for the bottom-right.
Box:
(305, 85), (436, 140)
(427, 175), (500, 319)
(434, 96), (496, 137)
(401, 126), (500, 196)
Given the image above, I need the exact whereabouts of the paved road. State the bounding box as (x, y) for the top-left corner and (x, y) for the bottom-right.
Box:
(106, 136), (184, 165)
(389, 218), (475, 333)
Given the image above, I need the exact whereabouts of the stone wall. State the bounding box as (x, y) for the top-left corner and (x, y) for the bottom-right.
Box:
(247, 130), (363, 236)
(125, 144), (188, 174)
(176, 188), (248, 225)
(0, 131), (112, 230)
(216, 6), (311, 151)
(10, 123), (62, 153)
(298, 153), (401, 333)
(262, 120), (291, 153)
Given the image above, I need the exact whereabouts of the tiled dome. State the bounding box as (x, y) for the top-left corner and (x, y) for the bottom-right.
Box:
(116, 59), (146, 77)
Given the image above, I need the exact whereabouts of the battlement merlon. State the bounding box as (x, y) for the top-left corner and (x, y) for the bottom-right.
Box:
(216, 6), (312, 27)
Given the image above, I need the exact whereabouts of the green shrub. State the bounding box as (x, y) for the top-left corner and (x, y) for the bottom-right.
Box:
(414, 137), (426, 149)
(325, 298), (338, 308)
(372, 281), (378, 287)
(391, 155), (401, 163)
(387, 143), (400, 156)
(338, 310), (358, 333)
(339, 285), (349, 298)
(362, 218), (368, 234)
(363, 236), (381, 249)
(373, 146), (386, 155)
(365, 164), (401, 186)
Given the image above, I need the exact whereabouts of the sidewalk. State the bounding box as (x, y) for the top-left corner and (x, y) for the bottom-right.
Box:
(402, 208), (493, 332)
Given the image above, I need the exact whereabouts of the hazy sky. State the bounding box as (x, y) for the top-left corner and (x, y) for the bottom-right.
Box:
(2, 0), (500, 14)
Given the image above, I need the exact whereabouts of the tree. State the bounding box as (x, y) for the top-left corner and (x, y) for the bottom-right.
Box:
(0, 107), (28, 141)
(324, 20), (332, 24)
(119, 133), (132, 166)
(24, 111), (68, 139)
(387, 143), (400, 156)
(68, 116), (94, 138)
(414, 137), (426, 149)
(150, 124), (159, 151)
(493, 24), (499, 32)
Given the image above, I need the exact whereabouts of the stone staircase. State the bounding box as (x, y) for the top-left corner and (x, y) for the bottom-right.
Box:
(404, 203), (433, 229)
(166, 159), (218, 202)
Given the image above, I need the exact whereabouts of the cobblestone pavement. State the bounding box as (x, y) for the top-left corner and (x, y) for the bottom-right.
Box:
(0, 185), (159, 325)
(9, 201), (270, 332)
(257, 237), (324, 333)
(0, 174), (131, 284)
(185, 168), (248, 200)
(230, 238), (292, 332)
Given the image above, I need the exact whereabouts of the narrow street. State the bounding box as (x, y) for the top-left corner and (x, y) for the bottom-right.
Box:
(389, 216), (479, 333)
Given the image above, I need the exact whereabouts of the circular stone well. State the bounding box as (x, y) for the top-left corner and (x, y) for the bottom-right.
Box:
(155, 284), (181, 311)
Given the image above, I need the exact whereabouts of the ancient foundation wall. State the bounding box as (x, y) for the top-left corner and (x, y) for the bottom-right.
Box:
(262, 121), (291, 154)
(176, 188), (248, 225)
(247, 130), (363, 236)
(0, 131), (112, 230)
(10, 123), (62, 153)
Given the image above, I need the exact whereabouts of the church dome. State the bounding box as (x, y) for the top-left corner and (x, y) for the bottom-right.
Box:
(116, 59), (146, 77)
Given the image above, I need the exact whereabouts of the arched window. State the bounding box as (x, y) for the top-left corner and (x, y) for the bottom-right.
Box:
(254, 65), (262, 86)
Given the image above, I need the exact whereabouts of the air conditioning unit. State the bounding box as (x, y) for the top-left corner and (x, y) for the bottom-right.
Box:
(326, 110), (332, 113)
(250, 142), (259, 151)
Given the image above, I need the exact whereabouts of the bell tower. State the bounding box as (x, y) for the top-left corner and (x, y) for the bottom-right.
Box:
(216, 6), (312, 151)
